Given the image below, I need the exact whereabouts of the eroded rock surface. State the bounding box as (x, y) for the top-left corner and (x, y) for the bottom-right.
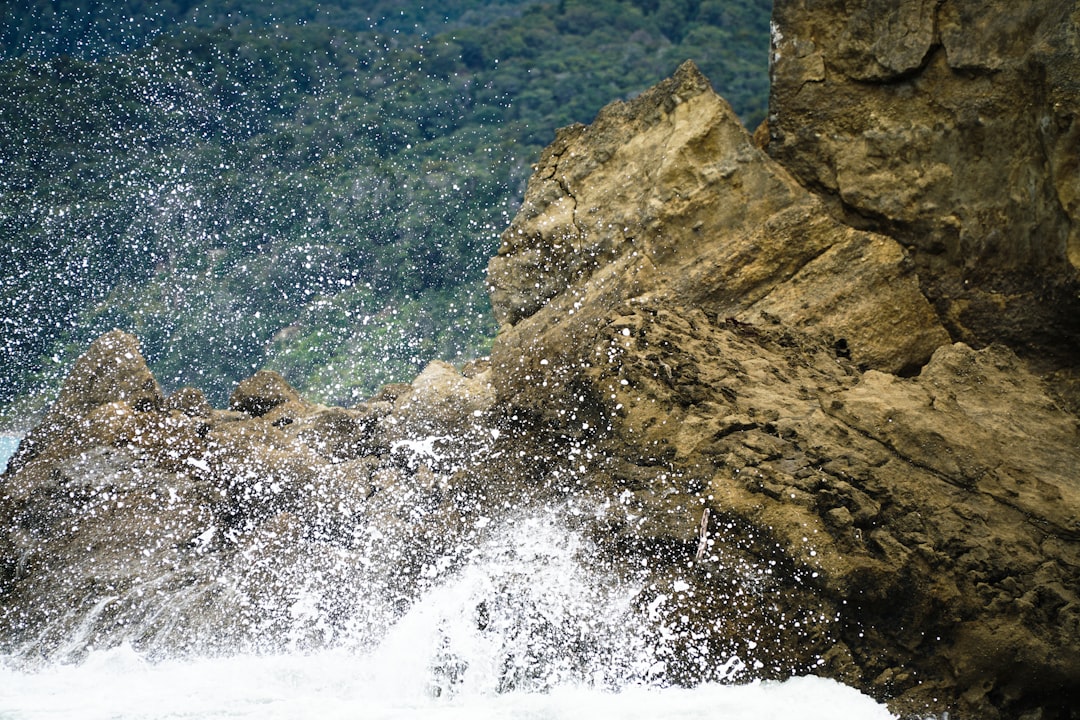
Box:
(486, 60), (1080, 719)
(0, 331), (509, 657)
(766, 0), (1080, 375)
(2, 35), (1079, 720)
(489, 62), (948, 381)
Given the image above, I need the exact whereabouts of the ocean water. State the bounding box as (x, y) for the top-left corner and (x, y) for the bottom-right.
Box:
(0, 538), (897, 720)
(0, 647), (895, 720)
(0, 656), (896, 720)
(0, 436), (18, 474)
(0, 446), (896, 719)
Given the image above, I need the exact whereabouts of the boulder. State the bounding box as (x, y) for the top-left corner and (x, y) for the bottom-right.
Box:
(229, 369), (305, 417)
(165, 387), (213, 418)
(391, 359), (496, 435)
(5, 330), (164, 473)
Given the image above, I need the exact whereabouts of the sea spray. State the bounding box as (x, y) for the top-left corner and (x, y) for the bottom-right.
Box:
(0, 508), (897, 719)
(0, 435), (18, 473)
(366, 512), (661, 700)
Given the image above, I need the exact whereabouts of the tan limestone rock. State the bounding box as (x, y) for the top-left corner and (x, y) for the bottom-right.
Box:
(767, 0), (1080, 362)
(489, 60), (947, 417)
(229, 369), (306, 418)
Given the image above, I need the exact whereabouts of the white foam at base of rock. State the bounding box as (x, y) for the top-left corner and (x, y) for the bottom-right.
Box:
(0, 645), (895, 720)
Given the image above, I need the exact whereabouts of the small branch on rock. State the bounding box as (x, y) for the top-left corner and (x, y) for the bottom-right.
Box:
(695, 507), (711, 562)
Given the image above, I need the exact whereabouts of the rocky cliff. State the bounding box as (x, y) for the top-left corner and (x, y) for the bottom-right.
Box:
(2, 2), (1079, 719)
(766, 0), (1080, 399)
(485, 54), (1079, 718)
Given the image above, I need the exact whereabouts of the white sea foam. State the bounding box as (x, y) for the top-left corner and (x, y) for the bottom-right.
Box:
(0, 646), (895, 720)
(0, 506), (896, 719)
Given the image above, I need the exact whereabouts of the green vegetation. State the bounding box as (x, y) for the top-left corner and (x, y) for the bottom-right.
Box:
(1, 0), (771, 423)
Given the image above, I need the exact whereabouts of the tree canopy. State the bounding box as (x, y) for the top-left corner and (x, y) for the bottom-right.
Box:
(1, 0), (772, 423)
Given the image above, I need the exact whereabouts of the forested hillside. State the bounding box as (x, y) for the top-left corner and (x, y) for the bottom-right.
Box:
(1, 0), (772, 424)
(1, 0), (541, 59)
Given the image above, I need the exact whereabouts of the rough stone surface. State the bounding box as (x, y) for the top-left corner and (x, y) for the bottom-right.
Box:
(0, 333), (506, 658)
(488, 61), (948, 384)
(5, 330), (164, 475)
(766, 0), (1080, 373)
(483, 60), (1080, 719)
(2, 35), (1080, 720)
(229, 369), (306, 417)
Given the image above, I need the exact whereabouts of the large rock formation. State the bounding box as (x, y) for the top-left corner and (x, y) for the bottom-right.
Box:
(0, 330), (517, 657)
(766, 0), (1080, 382)
(2, 5), (1079, 720)
(485, 58), (1080, 718)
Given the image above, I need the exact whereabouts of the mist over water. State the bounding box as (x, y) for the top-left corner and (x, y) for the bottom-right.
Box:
(0, 437), (17, 474)
(0, 507), (895, 719)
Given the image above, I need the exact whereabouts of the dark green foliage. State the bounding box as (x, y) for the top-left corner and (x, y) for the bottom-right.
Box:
(0, 0), (538, 60)
(1, 0), (771, 419)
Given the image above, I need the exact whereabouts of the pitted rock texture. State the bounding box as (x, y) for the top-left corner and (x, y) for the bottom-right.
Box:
(766, 0), (1080, 371)
(485, 60), (1080, 720)
(0, 332), (511, 658)
(577, 304), (1080, 719)
(488, 61), (948, 387)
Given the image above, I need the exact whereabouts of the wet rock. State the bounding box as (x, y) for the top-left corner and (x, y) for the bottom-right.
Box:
(484, 57), (1078, 718)
(6, 330), (164, 472)
(391, 359), (496, 435)
(488, 60), (947, 414)
(51, 329), (165, 416)
(165, 387), (212, 418)
(229, 370), (305, 417)
(0, 344), (505, 658)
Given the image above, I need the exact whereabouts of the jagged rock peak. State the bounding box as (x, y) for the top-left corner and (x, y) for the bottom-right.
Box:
(52, 329), (162, 417)
(488, 58), (948, 416)
(4, 330), (163, 473)
(229, 369), (305, 418)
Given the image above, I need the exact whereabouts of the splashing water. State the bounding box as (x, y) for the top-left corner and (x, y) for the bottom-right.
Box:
(0, 652), (895, 720)
(0, 510), (895, 719)
(367, 515), (663, 699)
(0, 436), (18, 473)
